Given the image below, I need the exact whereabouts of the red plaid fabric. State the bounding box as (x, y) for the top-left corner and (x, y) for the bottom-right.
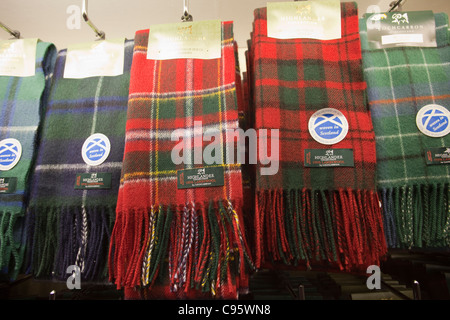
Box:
(109, 21), (254, 299)
(249, 2), (387, 272)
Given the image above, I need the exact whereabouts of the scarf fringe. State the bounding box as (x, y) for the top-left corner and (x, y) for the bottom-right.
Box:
(29, 205), (115, 282)
(0, 210), (26, 279)
(109, 200), (255, 299)
(381, 183), (450, 249)
(255, 188), (388, 272)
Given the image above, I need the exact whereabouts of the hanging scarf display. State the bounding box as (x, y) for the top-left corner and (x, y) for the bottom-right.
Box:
(108, 21), (254, 299)
(360, 13), (450, 249)
(27, 40), (134, 282)
(249, 2), (387, 272)
(0, 41), (56, 280)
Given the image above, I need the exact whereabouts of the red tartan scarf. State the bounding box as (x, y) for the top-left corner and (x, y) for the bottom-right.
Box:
(109, 21), (254, 299)
(249, 2), (387, 272)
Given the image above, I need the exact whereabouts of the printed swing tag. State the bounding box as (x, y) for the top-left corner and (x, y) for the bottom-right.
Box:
(74, 172), (112, 189)
(64, 38), (125, 79)
(267, 0), (341, 40)
(425, 147), (450, 166)
(365, 11), (437, 49)
(0, 177), (18, 194)
(0, 138), (22, 171)
(0, 38), (38, 77)
(147, 20), (221, 60)
(304, 149), (354, 168)
(177, 166), (225, 189)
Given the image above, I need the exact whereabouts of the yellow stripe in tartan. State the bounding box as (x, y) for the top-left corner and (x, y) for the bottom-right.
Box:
(128, 87), (235, 103)
(121, 163), (241, 183)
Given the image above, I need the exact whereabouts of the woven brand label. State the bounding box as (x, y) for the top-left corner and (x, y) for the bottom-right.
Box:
(81, 133), (111, 166)
(267, 0), (341, 40)
(304, 149), (354, 167)
(365, 11), (437, 49)
(416, 104), (450, 138)
(0, 177), (17, 194)
(74, 172), (112, 189)
(0, 38), (37, 77)
(64, 38), (125, 79)
(177, 166), (224, 189)
(147, 20), (221, 60)
(0, 138), (22, 171)
(425, 147), (450, 165)
(308, 108), (349, 145)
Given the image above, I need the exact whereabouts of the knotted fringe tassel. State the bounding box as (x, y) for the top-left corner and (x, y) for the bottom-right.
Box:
(0, 211), (26, 279)
(28, 205), (115, 281)
(255, 188), (387, 272)
(109, 200), (255, 299)
(380, 183), (450, 249)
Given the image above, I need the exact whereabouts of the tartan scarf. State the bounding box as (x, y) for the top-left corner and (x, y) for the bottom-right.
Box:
(360, 13), (450, 249)
(109, 22), (254, 299)
(250, 2), (387, 272)
(27, 40), (134, 281)
(0, 41), (56, 280)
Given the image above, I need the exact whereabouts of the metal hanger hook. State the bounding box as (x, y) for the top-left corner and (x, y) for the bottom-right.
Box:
(0, 21), (20, 39)
(82, 0), (106, 40)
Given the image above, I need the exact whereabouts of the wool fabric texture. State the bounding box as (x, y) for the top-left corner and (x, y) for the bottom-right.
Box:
(0, 41), (56, 280)
(249, 2), (387, 272)
(360, 13), (450, 249)
(27, 40), (134, 282)
(109, 22), (254, 299)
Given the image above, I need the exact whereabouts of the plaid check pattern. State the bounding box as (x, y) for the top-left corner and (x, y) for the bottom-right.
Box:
(109, 22), (254, 299)
(360, 13), (450, 248)
(249, 2), (387, 272)
(0, 41), (56, 280)
(27, 40), (134, 281)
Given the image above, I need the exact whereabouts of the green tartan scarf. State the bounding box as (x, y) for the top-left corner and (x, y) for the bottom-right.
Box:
(360, 13), (450, 249)
(0, 41), (56, 280)
(28, 40), (133, 281)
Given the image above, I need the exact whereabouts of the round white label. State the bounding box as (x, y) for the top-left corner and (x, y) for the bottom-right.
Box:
(0, 138), (22, 171)
(308, 108), (349, 145)
(81, 133), (111, 166)
(416, 104), (450, 138)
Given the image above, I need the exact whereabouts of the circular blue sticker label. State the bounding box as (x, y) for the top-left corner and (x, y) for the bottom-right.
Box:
(0, 138), (22, 171)
(308, 108), (349, 145)
(81, 133), (111, 166)
(416, 104), (450, 138)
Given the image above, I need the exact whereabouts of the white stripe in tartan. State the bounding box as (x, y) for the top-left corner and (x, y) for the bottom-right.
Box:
(364, 62), (450, 73)
(35, 162), (123, 171)
(125, 120), (240, 142)
(375, 132), (421, 140)
(383, 49), (410, 183)
(379, 175), (450, 184)
(127, 82), (235, 100)
(0, 126), (38, 132)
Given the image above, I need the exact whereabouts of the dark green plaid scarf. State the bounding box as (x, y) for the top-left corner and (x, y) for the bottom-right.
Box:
(360, 13), (450, 249)
(28, 40), (133, 281)
(0, 41), (56, 280)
